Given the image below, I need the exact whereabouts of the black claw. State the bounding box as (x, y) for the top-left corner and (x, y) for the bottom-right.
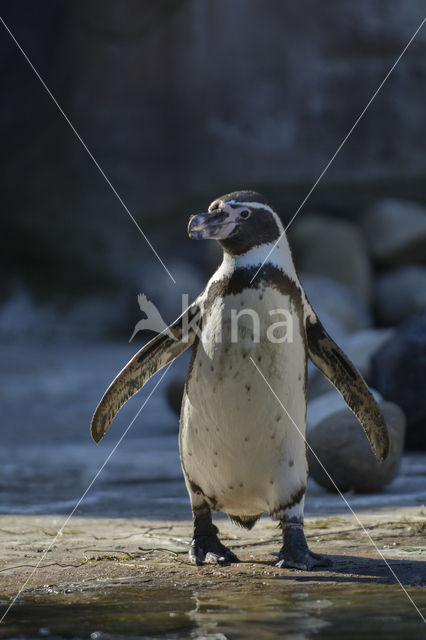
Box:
(276, 550), (331, 570)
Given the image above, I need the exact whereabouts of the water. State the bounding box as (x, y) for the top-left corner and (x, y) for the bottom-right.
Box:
(1, 583), (425, 639)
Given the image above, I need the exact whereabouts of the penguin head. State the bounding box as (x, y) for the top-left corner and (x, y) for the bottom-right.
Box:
(188, 191), (283, 256)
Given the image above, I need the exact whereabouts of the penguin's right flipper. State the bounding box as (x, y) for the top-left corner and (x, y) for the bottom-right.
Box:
(304, 306), (389, 463)
(90, 303), (201, 443)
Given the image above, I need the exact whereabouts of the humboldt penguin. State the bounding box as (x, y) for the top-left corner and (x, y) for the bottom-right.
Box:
(91, 190), (389, 570)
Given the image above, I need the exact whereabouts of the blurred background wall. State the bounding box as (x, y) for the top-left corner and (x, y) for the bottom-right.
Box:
(1, 0), (426, 334)
(1, 1), (426, 520)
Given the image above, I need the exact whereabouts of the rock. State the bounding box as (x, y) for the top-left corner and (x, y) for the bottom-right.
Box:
(300, 275), (372, 342)
(290, 213), (373, 301)
(361, 199), (426, 265)
(308, 329), (393, 398)
(307, 388), (383, 434)
(307, 401), (406, 493)
(375, 265), (426, 326)
(338, 328), (395, 380)
(371, 311), (426, 449)
(6, 4), (426, 310)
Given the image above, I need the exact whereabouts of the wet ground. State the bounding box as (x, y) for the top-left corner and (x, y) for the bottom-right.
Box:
(1, 340), (426, 638)
(1, 510), (426, 639)
(3, 582), (426, 639)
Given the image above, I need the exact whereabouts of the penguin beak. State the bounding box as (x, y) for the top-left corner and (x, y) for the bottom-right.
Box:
(188, 212), (237, 240)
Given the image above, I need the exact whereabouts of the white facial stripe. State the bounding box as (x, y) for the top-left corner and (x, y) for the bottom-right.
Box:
(219, 201), (284, 235)
(225, 200), (275, 214)
(211, 221), (237, 239)
(221, 204), (246, 222)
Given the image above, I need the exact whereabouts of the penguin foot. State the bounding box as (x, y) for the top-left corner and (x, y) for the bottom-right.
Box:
(276, 519), (331, 571)
(190, 504), (239, 566)
(275, 548), (330, 570)
(189, 536), (240, 566)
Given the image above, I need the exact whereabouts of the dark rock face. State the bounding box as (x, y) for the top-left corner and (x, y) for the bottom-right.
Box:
(375, 265), (426, 326)
(308, 401), (406, 493)
(362, 200), (426, 266)
(371, 311), (426, 449)
(2, 2), (426, 303)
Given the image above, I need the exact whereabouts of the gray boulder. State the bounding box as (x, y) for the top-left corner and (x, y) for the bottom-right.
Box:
(308, 329), (393, 398)
(307, 388), (383, 434)
(338, 328), (395, 380)
(371, 310), (426, 449)
(307, 401), (406, 493)
(361, 199), (426, 265)
(300, 274), (372, 343)
(375, 265), (426, 326)
(290, 213), (373, 302)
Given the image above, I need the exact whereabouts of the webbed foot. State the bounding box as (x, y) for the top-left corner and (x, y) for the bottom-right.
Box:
(276, 519), (331, 571)
(189, 505), (239, 566)
(189, 536), (240, 566)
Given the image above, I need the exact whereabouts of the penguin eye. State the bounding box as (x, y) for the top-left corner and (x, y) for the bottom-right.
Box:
(239, 209), (251, 219)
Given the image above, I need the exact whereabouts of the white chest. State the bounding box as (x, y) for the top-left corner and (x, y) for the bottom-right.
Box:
(191, 284), (305, 417)
(180, 282), (308, 514)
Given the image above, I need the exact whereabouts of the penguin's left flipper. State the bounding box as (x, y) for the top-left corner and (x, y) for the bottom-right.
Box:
(91, 302), (200, 443)
(304, 306), (389, 463)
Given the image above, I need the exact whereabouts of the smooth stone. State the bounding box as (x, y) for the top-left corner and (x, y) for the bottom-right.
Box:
(371, 310), (426, 449)
(300, 275), (372, 343)
(308, 329), (393, 398)
(361, 199), (426, 265)
(307, 401), (406, 493)
(338, 328), (395, 380)
(307, 388), (383, 434)
(375, 265), (426, 326)
(290, 213), (373, 302)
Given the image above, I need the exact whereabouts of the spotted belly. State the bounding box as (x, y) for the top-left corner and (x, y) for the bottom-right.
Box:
(179, 289), (308, 516)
